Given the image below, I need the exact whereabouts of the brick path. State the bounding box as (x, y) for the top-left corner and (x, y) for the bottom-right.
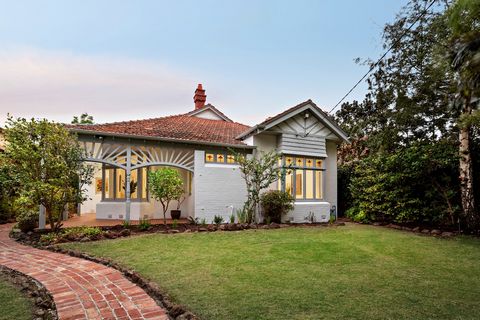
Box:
(0, 224), (168, 320)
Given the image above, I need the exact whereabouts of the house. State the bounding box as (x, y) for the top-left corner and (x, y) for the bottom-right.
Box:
(69, 84), (349, 223)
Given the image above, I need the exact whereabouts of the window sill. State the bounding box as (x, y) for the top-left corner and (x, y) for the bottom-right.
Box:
(293, 201), (329, 205)
(205, 163), (239, 168)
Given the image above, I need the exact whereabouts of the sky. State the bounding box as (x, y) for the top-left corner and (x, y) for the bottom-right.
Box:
(0, 0), (406, 126)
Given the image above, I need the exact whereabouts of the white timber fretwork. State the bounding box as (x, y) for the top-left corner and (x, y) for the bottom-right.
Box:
(81, 141), (195, 172)
(78, 138), (194, 223)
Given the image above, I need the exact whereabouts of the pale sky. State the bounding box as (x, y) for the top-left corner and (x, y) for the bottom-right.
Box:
(0, 0), (407, 126)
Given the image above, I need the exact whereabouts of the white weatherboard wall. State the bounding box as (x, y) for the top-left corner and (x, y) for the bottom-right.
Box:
(194, 150), (247, 223)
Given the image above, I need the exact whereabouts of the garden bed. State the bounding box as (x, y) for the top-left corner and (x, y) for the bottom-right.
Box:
(11, 221), (346, 246)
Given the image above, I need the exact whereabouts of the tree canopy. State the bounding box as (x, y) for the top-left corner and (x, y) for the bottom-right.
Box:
(1, 117), (93, 230)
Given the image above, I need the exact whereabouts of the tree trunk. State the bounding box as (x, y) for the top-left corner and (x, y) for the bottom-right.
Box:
(459, 102), (477, 231)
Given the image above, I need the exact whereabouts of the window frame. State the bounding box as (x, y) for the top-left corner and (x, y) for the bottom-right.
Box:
(204, 151), (240, 165)
(101, 165), (149, 202)
(278, 155), (325, 201)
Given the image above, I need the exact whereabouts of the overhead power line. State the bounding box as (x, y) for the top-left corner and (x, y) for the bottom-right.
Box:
(328, 0), (437, 114)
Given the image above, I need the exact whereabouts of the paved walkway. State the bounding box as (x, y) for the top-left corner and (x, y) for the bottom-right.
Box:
(0, 224), (168, 320)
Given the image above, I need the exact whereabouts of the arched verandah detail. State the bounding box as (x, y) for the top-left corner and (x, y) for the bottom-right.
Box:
(79, 140), (195, 222)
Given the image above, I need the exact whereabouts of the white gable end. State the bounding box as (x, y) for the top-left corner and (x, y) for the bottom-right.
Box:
(268, 112), (337, 158)
(192, 108), (225, 121)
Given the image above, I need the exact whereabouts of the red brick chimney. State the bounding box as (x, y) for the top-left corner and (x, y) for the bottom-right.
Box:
(193, 83), (206, 110)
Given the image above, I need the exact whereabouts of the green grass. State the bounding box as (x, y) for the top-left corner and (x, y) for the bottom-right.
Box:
(62, 224), (480, 320)
(0, 275), (34, 320)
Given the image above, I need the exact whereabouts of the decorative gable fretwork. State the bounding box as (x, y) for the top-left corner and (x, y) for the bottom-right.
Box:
(81, 140), (195, 172)
(270, 113), (333, 158)
(270, 113), (336, 139)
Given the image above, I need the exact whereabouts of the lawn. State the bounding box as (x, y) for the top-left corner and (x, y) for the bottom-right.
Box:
(0, 274), (34, 320)
(62, 224), (480, 320)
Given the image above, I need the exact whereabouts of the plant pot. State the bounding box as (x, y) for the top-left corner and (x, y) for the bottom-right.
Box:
(170, 210), (181, 220)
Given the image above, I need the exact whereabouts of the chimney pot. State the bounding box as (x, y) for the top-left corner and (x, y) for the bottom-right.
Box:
(193, 84), (207, 110)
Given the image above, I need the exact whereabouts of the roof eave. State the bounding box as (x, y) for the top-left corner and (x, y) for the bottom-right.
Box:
(69, 128), (256, 150)
(237, 101), (350, 143)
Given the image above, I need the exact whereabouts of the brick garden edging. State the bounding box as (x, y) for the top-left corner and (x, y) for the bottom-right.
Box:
(0, 265), (58, 320)
(43, 245), (199, 320)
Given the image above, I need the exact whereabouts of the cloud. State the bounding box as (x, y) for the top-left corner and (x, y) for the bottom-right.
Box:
(0, 48), (197, 125)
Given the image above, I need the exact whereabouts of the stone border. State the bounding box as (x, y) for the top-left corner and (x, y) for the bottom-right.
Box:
(358, 221), (457, 237)
(0, 265), (58, 320)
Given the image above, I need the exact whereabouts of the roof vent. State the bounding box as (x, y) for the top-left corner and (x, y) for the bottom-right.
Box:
(193, 84), (207, 110)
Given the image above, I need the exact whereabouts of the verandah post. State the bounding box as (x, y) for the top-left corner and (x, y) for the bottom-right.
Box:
(125, 145), (131, 223)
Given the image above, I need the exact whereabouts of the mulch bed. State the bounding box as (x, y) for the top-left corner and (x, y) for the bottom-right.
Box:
(0, 265), (58, 320)
(12, 221), (346, 247)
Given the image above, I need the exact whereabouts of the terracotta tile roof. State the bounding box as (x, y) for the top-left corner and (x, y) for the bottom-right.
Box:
(68, 114), (251, 146)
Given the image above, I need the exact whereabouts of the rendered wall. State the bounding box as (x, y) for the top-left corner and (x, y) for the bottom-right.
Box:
(193, 150), (247, 223)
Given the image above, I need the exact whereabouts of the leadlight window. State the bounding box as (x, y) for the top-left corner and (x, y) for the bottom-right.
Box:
(278, 156), (324, 200)
(205, 152), (239, 164)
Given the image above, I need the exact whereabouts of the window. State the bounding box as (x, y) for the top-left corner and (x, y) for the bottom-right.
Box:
(102, 165), (149, 201)
(278, 155), (324, 200)
(205, 152), (239, 164)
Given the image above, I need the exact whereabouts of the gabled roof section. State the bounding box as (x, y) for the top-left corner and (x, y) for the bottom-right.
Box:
(236, 99), (350, 142)
(186, 103), (233, 122)
(67, 113), (250, 147)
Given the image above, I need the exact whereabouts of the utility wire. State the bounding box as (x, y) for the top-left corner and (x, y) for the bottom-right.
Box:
(328, 0), (437, 114)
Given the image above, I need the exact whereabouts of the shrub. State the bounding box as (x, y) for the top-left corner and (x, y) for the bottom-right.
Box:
(172, 219), (178, 229)
(213, 215), (224, 225)
(260, 190), (294, 223)
(63, 226), (102, 238)
(40, 233), (58, 245)
(188, 216), (199, 225)
(139, 218), (151, 231)
(229, 214), (235, 224)
(200, 218), (207, 226)
(236, 208), (247, 224)
(16, 211), (38, 232)
(348, 142), (459, 226)
(122, 220), (131, 228)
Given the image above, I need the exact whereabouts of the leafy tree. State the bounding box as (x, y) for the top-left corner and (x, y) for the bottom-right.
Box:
(336, 0), (454, 156)
(235, 151), (281, 223)
(444, 0), (480, 230)
(2, 117), (93, 230)
(148, 167), (184, 225)
(71, 113), (94, 124)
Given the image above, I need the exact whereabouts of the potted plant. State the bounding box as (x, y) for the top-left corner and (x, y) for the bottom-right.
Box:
(148, 168), (184, 225)
(170, 189), (185, 220)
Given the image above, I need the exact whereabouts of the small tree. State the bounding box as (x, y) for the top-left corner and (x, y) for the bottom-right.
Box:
(3, 117), (93, 231)
(235, 151), (281, 223)
(148, 167), (184, 225)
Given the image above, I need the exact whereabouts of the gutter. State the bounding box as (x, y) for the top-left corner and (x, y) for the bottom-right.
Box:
(69, 128), (256, 150)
